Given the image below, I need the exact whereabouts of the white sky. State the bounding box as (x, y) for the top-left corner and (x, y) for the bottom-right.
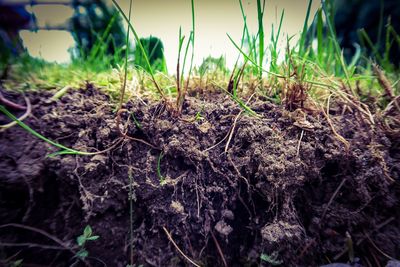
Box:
(20, 0), (320, 72)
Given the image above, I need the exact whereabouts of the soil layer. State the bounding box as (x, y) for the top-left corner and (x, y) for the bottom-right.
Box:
(0, 85), (399, 267)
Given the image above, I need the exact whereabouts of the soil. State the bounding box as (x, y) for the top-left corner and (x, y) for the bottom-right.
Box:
(0, 84), (399, 267)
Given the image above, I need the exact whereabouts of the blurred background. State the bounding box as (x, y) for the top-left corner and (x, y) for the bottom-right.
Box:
(1, 0), (399, 73)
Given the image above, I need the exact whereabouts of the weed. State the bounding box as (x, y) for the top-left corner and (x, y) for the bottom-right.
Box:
(260, 251), (283, 266)
(71, 225), (99, 265)
(194, 108), (204, 121)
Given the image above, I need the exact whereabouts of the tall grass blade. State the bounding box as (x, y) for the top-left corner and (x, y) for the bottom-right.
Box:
(321, 0), (353, 92)
(227, 33), (285, 78)
(185, 0), (196, 90)
(0, 105), (94, 156)
(299, 0), (313, 56)
(119, 0), (132, 110)
(256, 0), (265, 80)
(111, 0), (164, 98)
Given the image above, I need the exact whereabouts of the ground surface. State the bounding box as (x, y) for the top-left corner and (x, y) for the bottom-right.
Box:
(0, 85), (399, 267)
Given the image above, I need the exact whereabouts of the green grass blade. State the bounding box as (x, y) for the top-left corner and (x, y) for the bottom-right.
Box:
(111, 0), (164, 98)
(119, 0), (132, 110)
(322, 1), (352, 91)
(299, 0), (313, 56)
(316, 8), (323, 62)
(256, 0), (265, 79)
(0, 105), (93, 156)
(212, 82), (258, 117)
(226, 33), (285, 78)
(181, 32), (193, 88)
(185, 0), (196, 89)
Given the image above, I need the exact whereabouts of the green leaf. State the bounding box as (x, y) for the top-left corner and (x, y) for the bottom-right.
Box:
(86, 235), (99, 241)
(77, 235), (86, 247)
(77, 249), (89, 259)
(260, 252), (282, 266)
(83, 225), (92, 237)
(11, 259), (23, 267)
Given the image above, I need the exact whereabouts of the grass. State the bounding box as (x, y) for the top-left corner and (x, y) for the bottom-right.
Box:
(1, 0), (399, 116)
(256, 0), (266, 81)
(119, 0), (133, 110)
(0, 105), (98, 156)
(111, 0), (164, 99)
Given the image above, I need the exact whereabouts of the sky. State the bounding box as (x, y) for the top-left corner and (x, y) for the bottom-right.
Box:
(19, 0), (320, 73)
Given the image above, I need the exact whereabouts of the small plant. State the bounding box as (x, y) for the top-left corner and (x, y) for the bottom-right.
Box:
(75, 225), (100, 261)
(260, 251), (282, 266)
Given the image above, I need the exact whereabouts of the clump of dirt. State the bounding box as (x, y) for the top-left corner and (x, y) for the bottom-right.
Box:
(0, 85), (399, 267)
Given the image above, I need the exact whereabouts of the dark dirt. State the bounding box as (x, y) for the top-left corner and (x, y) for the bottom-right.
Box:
(0, 85), (399, 267)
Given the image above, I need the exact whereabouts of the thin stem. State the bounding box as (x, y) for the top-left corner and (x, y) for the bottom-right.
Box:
(119, 0), (133, 110)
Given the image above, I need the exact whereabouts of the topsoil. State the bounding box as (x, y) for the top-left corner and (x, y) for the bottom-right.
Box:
(0, 85), (399, 267)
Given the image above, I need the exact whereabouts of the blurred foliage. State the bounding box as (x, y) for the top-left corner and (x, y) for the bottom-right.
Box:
(198, 56), (228, 76)
(335, 0), (400, 68)
(0, 4), (33, 69)
(70, 0), (127, 68)
(307, 0), (400, 71)
(133, 36), (167, 73)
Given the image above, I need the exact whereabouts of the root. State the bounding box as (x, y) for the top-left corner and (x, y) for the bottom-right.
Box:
(0, 91), (27, 110)
(0, 242), (69, 251)
(0, 95), (31, 131)
(0, 223), (77, 254)
(323, 94), (350, 151)
(320, 178), (347, 223)
(204, 117), (236, 152)
(225, 110), (243, 153)
(162, 226), (201, 267)
(333, 217), (395, 260)
(227, 153), (250, 188)
(116, 109), (159, 149)
(296, 129), (304, 157)
(210, 230), (228, 267)
(364, 232), (397, 261)
(225, 93), (256, 153)
(383, 95), (400, 116)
